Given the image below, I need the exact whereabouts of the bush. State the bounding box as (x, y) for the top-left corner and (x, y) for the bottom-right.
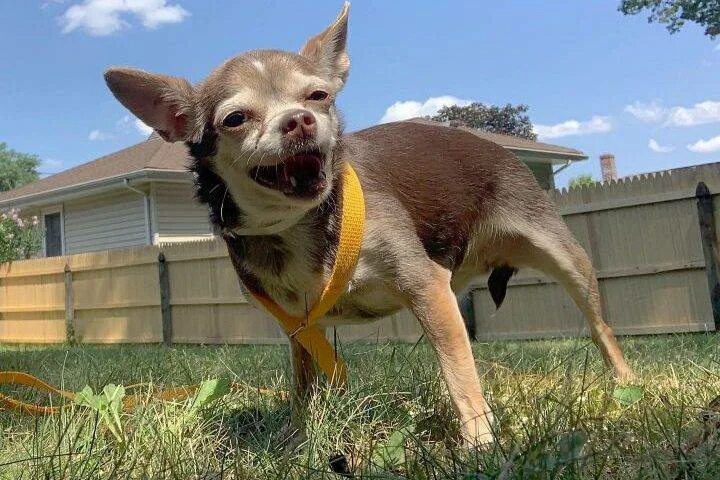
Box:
(0, 208), (42, 262)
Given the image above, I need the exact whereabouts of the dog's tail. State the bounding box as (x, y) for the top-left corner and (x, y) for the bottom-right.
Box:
(488, 265), (516, 309)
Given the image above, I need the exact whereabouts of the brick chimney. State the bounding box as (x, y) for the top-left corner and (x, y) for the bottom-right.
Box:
(599, 153), (618, 182)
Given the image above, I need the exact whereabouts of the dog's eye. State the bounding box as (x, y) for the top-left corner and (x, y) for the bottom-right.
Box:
(223, 111), (246, 128)
(307, 90), (329, 101)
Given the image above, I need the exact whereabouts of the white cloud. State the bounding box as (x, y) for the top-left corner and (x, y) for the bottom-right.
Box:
(88, 129), (109, 141)
(666, 101), (720, 127)
(648, 138), (673, 153)
(61, 0), (189, 36)
(624, 101), (667, 123)
(625, 99), (720, 127)
(134, 118), (153, 136)
(687, 134), (720, 153)
(117, 114), (154, 136)
(39, 158), (64, 174)
(379, 95), (471, 123)
(533, 116), (612, 139)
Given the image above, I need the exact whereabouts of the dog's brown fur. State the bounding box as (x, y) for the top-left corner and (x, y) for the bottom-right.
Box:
(104, 3), (633, 445)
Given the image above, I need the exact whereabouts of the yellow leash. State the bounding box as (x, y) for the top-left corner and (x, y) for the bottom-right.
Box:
(0, 371), (285, 416)
(0, 163), (365, 415)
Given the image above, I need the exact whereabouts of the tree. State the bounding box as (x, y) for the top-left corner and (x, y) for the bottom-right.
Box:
(568, 174), (596, 189)
(619, 0), (720, 37)
(0, 209), (42, 262)
(0, 143), (41, 192)
(429, 103), (537, 140)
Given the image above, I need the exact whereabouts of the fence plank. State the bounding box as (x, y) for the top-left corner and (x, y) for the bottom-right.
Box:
(696, 182), (720, 331)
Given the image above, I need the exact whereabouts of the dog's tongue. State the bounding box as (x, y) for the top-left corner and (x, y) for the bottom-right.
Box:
(280, 153), (325, 198)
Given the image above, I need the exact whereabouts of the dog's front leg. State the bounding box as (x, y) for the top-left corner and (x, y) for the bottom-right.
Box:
(409, 265), (494, 446)
(290, 335), (317, 410)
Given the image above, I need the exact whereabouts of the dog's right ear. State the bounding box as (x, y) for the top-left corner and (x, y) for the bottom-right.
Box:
(104, 67), (197, 143)
(299, 2), (350, 88)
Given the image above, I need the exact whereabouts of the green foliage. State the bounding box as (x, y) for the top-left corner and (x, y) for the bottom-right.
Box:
(0, 142), (40, 192)
(430, 102), (538, 140)
(568, 174), (596, 189)
(190, 377), (231, 413)
(371, 425), (415, 471)
(619, 0), (720, 37)
(74, 384), (127, 443)
(0, 208), (42, 263)
(613, 385), (645, 405)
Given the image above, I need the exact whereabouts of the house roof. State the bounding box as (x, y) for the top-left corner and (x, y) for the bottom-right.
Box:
(0, 120), (586, 207)
(406, 118), (587, 160)
(0, 135), (191, 207)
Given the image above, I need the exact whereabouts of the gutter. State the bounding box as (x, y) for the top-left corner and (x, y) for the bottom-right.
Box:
(123, 179), (153, 246)
(0, 169), (191, 209)
(506, 146), (587, 161)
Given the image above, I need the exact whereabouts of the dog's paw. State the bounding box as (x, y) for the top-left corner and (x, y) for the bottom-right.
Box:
(614, 367), (638, 384)
(461, 412), (496, 450)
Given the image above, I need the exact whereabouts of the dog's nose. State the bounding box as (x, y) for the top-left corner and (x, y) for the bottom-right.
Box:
(279, 109), (317, 140)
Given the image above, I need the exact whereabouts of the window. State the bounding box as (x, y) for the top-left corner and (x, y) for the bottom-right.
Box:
(42, 207), (64, 257)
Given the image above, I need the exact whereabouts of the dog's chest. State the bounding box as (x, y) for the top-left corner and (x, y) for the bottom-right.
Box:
(243, 241), (404, 325)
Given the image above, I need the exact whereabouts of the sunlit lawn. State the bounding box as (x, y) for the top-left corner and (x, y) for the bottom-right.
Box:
(1, 334), (719, 479)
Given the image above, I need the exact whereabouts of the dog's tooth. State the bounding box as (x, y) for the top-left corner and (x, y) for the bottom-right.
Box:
(290, 176), (298, 187)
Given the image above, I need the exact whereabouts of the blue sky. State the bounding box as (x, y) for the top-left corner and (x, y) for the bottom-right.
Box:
(1, 1), (719, 187)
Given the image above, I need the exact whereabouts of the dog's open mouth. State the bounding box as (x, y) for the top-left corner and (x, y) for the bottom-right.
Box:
(249, 149), (327, 199)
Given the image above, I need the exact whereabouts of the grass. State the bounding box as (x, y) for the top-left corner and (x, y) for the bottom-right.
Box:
(0, 334), (719, 479)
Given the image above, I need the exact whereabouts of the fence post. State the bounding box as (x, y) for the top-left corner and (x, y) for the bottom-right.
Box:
(64, 264), (75, 344)
(696, 182), (720, 331)
(158, 252), (172, 345)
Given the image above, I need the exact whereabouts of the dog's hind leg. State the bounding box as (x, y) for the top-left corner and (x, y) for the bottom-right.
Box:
(408, 263), (494, 446)
(502, 220), (635, 381)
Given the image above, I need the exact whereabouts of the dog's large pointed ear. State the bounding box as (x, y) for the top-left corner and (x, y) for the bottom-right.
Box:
(104, 67), (198, 143)
(299, 2), (350, 87)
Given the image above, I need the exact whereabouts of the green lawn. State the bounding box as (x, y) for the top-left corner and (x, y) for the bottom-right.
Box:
(1, 334), (719, 479)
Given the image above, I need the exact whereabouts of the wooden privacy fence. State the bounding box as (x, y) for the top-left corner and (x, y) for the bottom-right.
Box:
(0, 239), (421, 344)
(2, 162), (720, 344)
(469, 162), (720, 340)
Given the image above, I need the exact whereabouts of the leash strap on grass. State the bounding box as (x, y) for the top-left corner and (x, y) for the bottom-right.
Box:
(247, 163), (365, 387)
(0, 371), (73, 415)
(0, 371), (287, 416)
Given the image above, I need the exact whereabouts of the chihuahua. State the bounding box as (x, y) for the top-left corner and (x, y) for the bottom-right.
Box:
(104, 3), (633, 445)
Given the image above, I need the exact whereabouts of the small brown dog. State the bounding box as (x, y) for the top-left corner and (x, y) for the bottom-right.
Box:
(104, 3), (633, 445)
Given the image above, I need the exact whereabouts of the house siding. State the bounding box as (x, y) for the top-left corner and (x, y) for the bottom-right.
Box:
(526, 162), (554, 190)
(514, 152), (555, 190)
(64, 190), (148, 254)
(153, 183), (211, 242)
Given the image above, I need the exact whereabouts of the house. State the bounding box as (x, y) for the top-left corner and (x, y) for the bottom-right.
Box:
(0, 121), (587, 257)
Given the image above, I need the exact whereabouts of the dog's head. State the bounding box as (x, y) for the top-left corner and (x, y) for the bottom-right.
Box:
(104, 4), (350, 233)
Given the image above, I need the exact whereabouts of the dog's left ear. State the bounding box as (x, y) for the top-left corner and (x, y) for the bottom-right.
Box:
(300, 2), (350, 88)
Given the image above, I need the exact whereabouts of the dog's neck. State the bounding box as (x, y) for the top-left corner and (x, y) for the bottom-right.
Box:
(221, 178), (342, 309)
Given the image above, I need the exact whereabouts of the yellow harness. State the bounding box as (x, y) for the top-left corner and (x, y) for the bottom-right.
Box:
(0, 162), (365, 415)
(247, 162), (365, 386)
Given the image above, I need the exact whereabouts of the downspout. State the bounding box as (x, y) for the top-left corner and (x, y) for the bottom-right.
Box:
(552, 160), (572, 176)
(123, 179), (153, 245)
